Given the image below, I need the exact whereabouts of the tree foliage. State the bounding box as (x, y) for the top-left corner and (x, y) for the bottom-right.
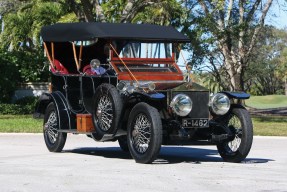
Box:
(0, 49), (49, 102)
(0, 0), (66, 102)
(63, 0), (184, 25)
(0, 0), (69, 50)
(0, 50), (20, 102)
(246, 26), (287, 95)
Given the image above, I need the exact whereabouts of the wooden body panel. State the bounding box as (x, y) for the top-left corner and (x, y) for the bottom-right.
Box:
(118, 73), (184, 81)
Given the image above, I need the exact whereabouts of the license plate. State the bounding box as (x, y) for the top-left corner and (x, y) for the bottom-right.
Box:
(182, 118), (209, 128)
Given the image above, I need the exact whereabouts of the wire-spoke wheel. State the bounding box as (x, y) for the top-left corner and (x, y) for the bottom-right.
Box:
(92, 84), (123, 140)
(43, 103), (67, 152)
(226, 115), (242, 152)
(217, 107), (253, 163)
(45, 111), (58, 144)
(132, 114), (151, 154)
(127, 102), (162, 164)
(96, 95), (113, 131)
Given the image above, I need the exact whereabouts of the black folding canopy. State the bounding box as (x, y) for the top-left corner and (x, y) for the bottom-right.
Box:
(41, 22), (190, 42)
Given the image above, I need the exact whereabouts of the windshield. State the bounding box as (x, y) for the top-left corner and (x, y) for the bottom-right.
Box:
(73, 39), (98, 46)
(119, 42), (172, 59)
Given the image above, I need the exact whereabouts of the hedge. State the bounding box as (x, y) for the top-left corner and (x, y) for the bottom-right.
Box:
(0, 96), (38, 115)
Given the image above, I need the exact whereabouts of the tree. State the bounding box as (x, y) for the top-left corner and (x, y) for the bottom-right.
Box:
(0, 0), (23, 15)
(0, 0), (69, 50)
(0, 50), (20, 102)
(64, 0), (184, 25)
(0, 0), (68, 88)
(245, 26), (287, 95)
(185, 0), (274, 91)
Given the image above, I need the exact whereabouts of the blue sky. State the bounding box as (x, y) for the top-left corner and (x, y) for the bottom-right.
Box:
(266, 1), (287, 29)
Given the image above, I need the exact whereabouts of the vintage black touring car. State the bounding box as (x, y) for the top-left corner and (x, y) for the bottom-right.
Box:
(34, 22), (253, 164)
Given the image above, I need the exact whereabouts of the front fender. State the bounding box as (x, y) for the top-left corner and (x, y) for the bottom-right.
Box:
(123, 92), (166, 111)
(221, 91), (250, 100)
(127, 92), (165, 102)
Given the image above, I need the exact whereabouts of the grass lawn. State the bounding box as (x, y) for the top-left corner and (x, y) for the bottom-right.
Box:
(246, 95), (287, 109)
(0, 115), (42, 133)
(252, 116), (287, 136)
(0, 115), (286, 136)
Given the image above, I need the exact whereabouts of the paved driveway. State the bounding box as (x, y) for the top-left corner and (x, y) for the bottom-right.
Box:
(0, 134), (286, 192)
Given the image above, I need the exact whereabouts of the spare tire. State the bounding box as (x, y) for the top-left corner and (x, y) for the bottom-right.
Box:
(92, 83), (123, 140)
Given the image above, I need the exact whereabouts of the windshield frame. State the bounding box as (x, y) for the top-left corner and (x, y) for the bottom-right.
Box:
(110, 41), (183, 82)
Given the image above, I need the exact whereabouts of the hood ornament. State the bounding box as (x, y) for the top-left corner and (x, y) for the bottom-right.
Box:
(186, 64), (193, 89)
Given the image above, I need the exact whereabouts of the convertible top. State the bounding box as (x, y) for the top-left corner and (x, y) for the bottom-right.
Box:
(41, 22), (190, 42)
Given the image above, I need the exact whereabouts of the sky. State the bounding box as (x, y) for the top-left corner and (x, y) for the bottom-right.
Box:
(265, 1), (287, 29)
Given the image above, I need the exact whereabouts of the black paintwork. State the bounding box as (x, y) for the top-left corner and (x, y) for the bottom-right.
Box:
(41, 22), (190, 42)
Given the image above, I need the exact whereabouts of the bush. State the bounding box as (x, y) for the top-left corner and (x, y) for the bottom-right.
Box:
(16, 96), (38, 113)
(0, 49), (49, 103)
(15, 96), (38, 106)
(0, 51), (20, 103)
(0, 96), (38, 115)
(0, 104), (29, 115)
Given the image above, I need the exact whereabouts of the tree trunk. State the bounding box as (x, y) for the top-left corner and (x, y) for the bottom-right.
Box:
(80, 0), (94, 22)
(230, 73), (243, 92)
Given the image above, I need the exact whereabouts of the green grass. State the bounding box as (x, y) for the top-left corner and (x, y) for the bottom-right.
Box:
(252, 116), (287, 136)
(0, 115), (286, 136)
(0, 115), (42, 133)
(246, 95), (287, 109)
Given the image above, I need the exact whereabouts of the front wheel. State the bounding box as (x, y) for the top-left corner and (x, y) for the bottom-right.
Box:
(92, 83), (123, 140)
(43, 103), (67, 152)
(217, 108), (253, 163)
(127, 102), (162, 164)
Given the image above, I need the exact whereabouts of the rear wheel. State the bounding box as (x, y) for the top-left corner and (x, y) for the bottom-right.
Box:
(43, 103), (67, 152)
(217, 108), (253, 163)
(127, 102), (162, 164)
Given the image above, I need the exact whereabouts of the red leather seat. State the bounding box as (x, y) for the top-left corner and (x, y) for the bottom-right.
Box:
(51, 59), (69, 74)
(83, 65), (94, 75)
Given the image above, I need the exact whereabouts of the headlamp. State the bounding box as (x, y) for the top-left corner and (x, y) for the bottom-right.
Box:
(210, 93), (230, 115)
(170, 94), (192, 116)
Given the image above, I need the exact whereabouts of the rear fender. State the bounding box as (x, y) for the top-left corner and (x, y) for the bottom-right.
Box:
(34, 91), (74, 130)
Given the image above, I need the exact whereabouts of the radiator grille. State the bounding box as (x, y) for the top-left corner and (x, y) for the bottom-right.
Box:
(172, 91), (210, 118)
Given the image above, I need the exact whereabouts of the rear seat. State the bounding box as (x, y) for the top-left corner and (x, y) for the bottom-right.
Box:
(83, 65), (94, 75)
(51, 59), (69, 74)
